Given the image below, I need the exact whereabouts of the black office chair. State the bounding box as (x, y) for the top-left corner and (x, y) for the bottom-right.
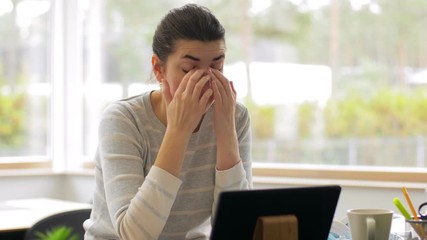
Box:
(24, 208), (91, 240)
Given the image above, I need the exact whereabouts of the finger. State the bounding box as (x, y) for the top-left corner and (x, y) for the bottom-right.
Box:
(175, 69), (197, 94)
(199, 87), (213, 108)
(210, 68), (230, 87)
(185, 69), (205, 95)
(192, 74), (211, 99)
(211, 78), (223, 104)
(209, 68), (232, 98)
(209, 70), (227, 101)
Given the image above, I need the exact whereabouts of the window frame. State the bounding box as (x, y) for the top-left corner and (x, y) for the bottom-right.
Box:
(252, 163), (427, 185)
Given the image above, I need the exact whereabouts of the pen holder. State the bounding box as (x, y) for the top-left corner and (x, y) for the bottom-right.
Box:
(406, 219), (427, 240)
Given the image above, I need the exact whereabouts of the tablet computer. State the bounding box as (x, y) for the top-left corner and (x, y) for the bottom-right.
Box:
(210, 185), (341, 240)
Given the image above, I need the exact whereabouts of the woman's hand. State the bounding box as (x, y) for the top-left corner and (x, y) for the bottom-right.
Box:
(155, 69), (213, 177)
(209, 68), (236, 138)
(162, 69), (213, 136)
(209, 68), (240, 170)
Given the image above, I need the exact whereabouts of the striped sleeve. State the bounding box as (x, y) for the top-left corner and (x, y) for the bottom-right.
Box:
(212, 103), (252, 218)
(117, 166), (182, 240)
(99, 103), (182, 240)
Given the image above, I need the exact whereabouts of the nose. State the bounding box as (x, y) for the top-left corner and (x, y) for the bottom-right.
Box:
(199, 68), (209, 77)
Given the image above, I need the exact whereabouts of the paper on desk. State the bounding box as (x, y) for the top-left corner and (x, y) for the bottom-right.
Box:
(328, 220), (351, 240)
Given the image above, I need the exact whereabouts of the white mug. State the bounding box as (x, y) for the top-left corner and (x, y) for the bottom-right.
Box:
(347, 208), (393, 240)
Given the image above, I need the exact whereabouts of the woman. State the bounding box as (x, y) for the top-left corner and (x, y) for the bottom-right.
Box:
(84, 4), (252, 240)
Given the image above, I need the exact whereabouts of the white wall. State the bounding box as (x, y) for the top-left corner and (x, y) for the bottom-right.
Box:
(0, 173), (425, 220)
(0, 174), (67, 201)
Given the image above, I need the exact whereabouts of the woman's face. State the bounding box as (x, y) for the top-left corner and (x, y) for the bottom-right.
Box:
(157, 39), (226, 97)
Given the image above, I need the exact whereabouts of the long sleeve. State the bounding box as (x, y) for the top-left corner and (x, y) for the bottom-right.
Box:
(84, 93), (252, 240)
(212, 104), (253, 218)
(98, 104), (182, 239)
(116, 167), (182, 239)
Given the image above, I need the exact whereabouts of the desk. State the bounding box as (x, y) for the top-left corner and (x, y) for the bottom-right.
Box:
(0, 198), (92, 239)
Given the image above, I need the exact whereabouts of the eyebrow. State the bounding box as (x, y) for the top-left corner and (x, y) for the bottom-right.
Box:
(181, 54), (225, 61)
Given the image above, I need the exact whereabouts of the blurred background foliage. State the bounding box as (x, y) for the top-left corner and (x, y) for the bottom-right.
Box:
(1, 0), (427, 165)
(0, 65), (26, 146)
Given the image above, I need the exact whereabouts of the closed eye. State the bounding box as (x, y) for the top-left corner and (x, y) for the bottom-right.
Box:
(211, 64), (223, 72)
(182, 68), (193, 74)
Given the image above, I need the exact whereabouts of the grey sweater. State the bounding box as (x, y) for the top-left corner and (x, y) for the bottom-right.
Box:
(84, 91), (252, 240)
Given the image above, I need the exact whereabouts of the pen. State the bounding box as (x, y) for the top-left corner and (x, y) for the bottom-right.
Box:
(393, 197), (411, 219)
(402, 187), (419, 220)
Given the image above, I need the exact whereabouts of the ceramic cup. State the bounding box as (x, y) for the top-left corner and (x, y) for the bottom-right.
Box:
(347, 208), (393, 240)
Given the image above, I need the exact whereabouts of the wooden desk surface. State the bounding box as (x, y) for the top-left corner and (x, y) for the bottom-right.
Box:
(0, 198), (92, 232)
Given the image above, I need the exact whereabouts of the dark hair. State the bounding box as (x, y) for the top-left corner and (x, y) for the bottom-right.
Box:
(152, 4), (225, 62)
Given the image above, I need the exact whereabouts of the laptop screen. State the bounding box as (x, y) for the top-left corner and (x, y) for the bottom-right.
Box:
(210, 185), (341, 240)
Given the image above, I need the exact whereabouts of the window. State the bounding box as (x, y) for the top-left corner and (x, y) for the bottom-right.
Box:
(0, 0), (51, 168)
(2, 0), (427, 183)
(80, 0), (168, 158)
(246, 0), (427, 170)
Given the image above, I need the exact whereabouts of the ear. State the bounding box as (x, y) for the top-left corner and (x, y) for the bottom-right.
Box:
(151, 54), (165, 82)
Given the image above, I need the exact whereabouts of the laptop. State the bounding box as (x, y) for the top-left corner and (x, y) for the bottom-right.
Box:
(210, 185), (341, 240)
